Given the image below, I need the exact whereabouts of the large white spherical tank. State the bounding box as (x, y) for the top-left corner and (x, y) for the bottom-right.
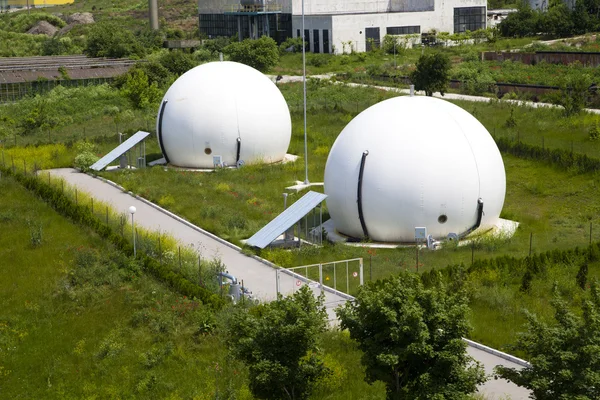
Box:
(324, 96), (506, 242)
(156, 61), (291, 169)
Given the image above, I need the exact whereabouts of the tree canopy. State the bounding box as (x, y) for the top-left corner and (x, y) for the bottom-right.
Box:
(224, 36), (280, 72)
(410, 52), (451, 96)
(495, 282), (600, 400)
(337, 271), (485, 400)
(225, 285), (330, 400)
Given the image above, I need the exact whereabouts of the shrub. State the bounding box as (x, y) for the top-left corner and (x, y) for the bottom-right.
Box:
(0, 12), (66, 33)
(279, 36), (304, 53)
(224, 36), (279, 72)
(307, 53), (330, 67)
(121, 69), (162, 109)
(159, 51), (196, 76)
(84, 22), (145, 59)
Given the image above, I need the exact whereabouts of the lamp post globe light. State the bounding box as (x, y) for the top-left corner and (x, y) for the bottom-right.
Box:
(129, 206), (137, 257)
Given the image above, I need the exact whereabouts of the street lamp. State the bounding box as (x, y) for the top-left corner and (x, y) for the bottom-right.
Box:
(129, 205), (137, 257)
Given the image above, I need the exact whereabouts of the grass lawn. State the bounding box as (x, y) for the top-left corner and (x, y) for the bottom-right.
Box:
(0, 175), (386, 398)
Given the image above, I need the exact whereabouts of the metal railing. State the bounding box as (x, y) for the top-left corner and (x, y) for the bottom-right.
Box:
(275, 258), (363, 300)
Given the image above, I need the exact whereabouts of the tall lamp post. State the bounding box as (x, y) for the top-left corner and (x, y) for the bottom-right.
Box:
(301, 0), (309, 185)
(129, 206), (137, 257)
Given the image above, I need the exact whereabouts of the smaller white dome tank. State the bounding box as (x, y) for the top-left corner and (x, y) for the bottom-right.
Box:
(156, 61), (291, 169)
(324, 95), (506, 242)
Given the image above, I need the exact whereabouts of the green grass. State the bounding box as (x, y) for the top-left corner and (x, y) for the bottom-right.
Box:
(0, 174), (388, 399)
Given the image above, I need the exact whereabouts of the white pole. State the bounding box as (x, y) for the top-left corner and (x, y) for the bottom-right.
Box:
(131, 213), (136, 257)
(129, 206), (137, 257)
(302, 0), (309, 185)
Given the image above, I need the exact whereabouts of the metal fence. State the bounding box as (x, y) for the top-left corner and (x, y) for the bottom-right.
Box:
(275, 258), (363, 299)
(0, 77), (112, 103)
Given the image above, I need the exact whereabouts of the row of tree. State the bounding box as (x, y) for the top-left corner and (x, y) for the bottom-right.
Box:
(224, 270), (600, 399)
(499, 0), (600, 38)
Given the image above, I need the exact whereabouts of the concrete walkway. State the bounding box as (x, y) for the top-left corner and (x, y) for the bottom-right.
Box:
(48, 168), (530, 399)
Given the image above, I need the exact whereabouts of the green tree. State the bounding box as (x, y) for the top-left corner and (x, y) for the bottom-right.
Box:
(224, 36), (280, 72)
(410, 52), (451, 96)
(337, 271), (485, 400)
(159, 51), (196, 76)
(226, 285), (330, 400)
(84, 22), (145, 59)
(121, 69), (162, 109)
(495, 283), (600, 399)
(559, 73), (592, 116)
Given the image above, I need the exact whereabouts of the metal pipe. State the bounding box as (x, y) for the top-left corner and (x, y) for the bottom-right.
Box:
(357, 151), (370, 238)
(157, 100), (170, 163)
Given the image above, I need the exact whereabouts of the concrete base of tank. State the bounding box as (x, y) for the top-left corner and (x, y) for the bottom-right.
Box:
(322, 218), (519, 249)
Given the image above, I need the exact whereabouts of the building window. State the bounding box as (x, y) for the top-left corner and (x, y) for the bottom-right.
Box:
(453, 7), (486, 33)
(313, 29), (320, 53)
(386, 26), (420, 35)
(323, 29), (330, 53)
(297, 29), (300, 38)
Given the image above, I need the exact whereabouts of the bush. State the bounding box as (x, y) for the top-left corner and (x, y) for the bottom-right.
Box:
(73, 141), (99, 172)
(0, 12), (66, 33)
(121, 69), (162, 109)
(307, 53), (330, 67)
(279, 36), (304, 53)
(42, 36), (83, 56)
(84, 22), (145, 59)
(203, 37), (231, 54)
(224, 36), (279, 72)
(193, 48), (214, 63)
(159, 51), (196, 76)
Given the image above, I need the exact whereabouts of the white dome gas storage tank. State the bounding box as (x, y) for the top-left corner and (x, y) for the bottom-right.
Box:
(156, 61), (291, 169)
(324, 95), (506, 242)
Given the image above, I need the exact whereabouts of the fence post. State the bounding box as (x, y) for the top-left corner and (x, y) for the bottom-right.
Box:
(333, 263), (337, 290)
(319, 264), (323, 295)
(529, 232), (533, 257)
(359, 258), (364, 285)
(158, 235), (162, 264)
(346, 260), (349, 293)
(275, 270), (280, 296)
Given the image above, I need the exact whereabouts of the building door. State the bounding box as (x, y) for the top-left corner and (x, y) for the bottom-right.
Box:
(323, 29), (330, 53)
(304, 29), (310, 51)
(365, 27), (380, 51)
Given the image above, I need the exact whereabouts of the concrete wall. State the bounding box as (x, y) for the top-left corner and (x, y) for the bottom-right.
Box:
(292, 0), (434, 15)
(292, 15), (333, 53)
(294, 0), (485, 53)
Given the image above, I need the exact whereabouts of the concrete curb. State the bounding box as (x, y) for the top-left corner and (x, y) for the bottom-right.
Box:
(88, 172), (527, 370)
(464, 338), (530, 368)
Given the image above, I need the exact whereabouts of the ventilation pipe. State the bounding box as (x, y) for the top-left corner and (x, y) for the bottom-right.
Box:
(149, 0), (159, 30)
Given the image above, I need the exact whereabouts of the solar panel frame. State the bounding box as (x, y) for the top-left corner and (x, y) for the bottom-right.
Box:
(246, 191), (328, 249)
(90, 130), (151, 171)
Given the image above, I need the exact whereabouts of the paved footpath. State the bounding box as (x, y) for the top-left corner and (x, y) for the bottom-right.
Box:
(49, 168), (530, 399)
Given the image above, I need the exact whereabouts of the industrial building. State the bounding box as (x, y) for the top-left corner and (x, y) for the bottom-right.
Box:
(199, 0), (487, 53)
